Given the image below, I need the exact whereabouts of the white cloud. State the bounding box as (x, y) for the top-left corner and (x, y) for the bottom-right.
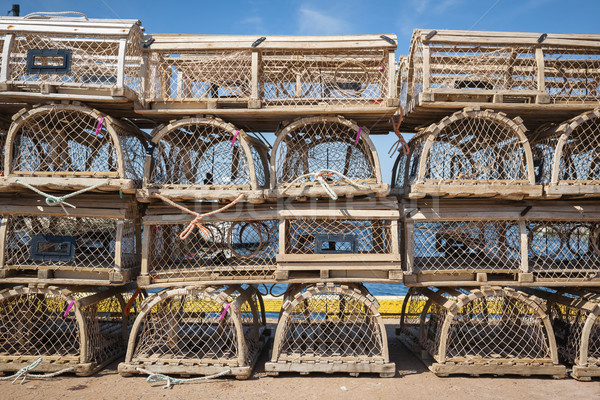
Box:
(240, 16), (266, 33)
(297, 7), (350, 35)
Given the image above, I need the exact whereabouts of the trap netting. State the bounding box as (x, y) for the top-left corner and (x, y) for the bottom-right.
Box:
(146, 219), (278, 282)
(0, 285), (132, 375)
(3, 15), (143, 96)
(393, 108), (535, 194)
(285, 218), (392, 255)
(124, 285), (266, 378)
(6, 104), (148, 187)
(269, 283), (392, 371)
(397, 287), (428, 351)
(526, 220), (600, 282)
(146, 118), (269, 191)
(272, 116), (383, 198)
(532, 109), (600, 190)
(408, 220), (521, 273)
(144, 49), (253, 102)
(2, 205), (139, 275)
(544, 47), (600, 103)
(544, 290), (600, 374)
(419, 287), (559, 368)
(261, 48), (391, 106)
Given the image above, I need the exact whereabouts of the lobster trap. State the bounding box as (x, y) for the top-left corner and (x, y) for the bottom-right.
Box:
(0, 194), (141, 285)
(400, 29), (600, 131)
(269, 116), (388, 199)
(0, 13), (144, 102)
(532, 288), (600, 380)
(265, 283), (395, 377)
(0, 284), (137, 376)
(119, 285), (268, 380)
(401, 198), (600, 287)
(2, 104), (149, 194)
(138, 202), (278, 286)
(138, 34), (399, 134)
(414, 286), (566, 377)
(276, 198), (401, 281)
(139, 117), (269, 203)
(392, 107), (541, 199)
(532, 109), (600, 197)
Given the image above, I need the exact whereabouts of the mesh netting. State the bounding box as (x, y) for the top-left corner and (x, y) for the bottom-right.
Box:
(527, 220), (600, 281)
(148, 118), (268, 189)
(261, 49), (390, 106)
(273, 117), (379, 191)
(286, 218), (391, 254)
(548, 293), (600, 367)
(7, 28), (143, 95)
(422, 288), (554, 363)
(272, 284), (386, 362)
(394, 109), (532, 189)
(398, 288), (427, 345)
(0, 286), (128, 367)
(544, 48), (600, 103)
(145, 50), (252, 101)
(130, 286), (265, 367)
(7, 105), (147, 185)
(410, 220), (521, 272)
(147, 220), (278, 281)
(3, 208), (139, 272)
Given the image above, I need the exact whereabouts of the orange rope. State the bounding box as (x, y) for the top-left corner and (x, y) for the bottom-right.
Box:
(124, 288), (141, 317)
(152, 193), (246, 240)
(392, 103), (410, 155)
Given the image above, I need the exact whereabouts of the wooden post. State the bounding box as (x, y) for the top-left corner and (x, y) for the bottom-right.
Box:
(535, 47), (545, 92)
(405, 221), (414, 274)
(422, 44), (431, 92)
(140, 224), (152, 278)
(249, 50), (261, 108)
(278, 219), (288, 256)
(116, 38), (128, 89)
(0, 218), (8, 271)
(0, 34), (14, 84)
(519, 220), (529, 273)
(387, 50), (397, 100)
(114, 220), (124, 273)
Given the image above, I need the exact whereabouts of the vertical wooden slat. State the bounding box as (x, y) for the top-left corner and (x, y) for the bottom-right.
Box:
(387, 50), (396, 99)
(116, 38), (127, 88)
(114, 220), (124, 272)
(251, 50), (260, 100)
(519, 220), (529, 273)
(422, 44), (431, 91)
(0, 34), (14, 83)
(535, 47), (546, 92)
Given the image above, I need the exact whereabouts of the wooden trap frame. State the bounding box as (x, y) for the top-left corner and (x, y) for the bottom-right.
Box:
(0, 193), (141, 285)
(119, 285), (268, 380)
(0, 13), (144, 103)
(529, 288), (600, 380)
(0, 284), (138, 376)
(265, 282), (395, 377)
(268, 116), (388, 200)
(137, 117), (269, 203)
(392, 107), (541, 199)
(408, 286), (566, 378)
(137, 34), (399, 134)
(400, 29), (600, 131)
(1, 103), (150, 194)
(401, 198), (600, 287)
(532, 109), (600, 198)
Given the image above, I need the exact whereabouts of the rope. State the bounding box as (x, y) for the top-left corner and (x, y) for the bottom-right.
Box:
(152, 193), (245, 240)
(0, 358), (75, 384)
(16, 180), (110, 211)
(279, 169), (370, 200)
(390, 103), (410, 157)
(124, 288), (142, 316)
(135, 367), (232, 389)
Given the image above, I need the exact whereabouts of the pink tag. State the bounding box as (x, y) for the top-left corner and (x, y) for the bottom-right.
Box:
(231, 130), (239, 147)
(95, 117), (105, 136)
(219, 303), (230, 321)
(354, 127), (362, 145)
(64, 300), (75, 317)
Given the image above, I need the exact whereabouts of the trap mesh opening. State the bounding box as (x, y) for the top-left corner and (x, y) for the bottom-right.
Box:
(146, 219), (278, 282)
(128, 285), (266, 369)
(6, 104), (148, 185)
(272, 116), (381, 195)
(271, 283), (388, 363)
(0, 286), (130, 372)
(147, 118), (268, 190)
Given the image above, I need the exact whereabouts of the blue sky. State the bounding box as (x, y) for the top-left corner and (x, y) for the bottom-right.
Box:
(11, 0), (597, 183)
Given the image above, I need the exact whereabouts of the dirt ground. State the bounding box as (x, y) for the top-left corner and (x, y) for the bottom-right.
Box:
(1, 324), (598, 400)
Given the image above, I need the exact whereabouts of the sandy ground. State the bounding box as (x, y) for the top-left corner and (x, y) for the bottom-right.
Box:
(1, 324), (598, 400)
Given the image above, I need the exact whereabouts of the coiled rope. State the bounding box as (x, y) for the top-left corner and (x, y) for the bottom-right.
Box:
(279, 169), (370, 200)
(135, 367), (232, 389)
(152, 193), (245, 240)
(0, 358), (75, 384)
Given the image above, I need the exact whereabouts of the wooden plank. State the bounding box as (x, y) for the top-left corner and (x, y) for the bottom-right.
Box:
(116, 38), (127, 88)
(277, 254), (400, 263)
(0, 34), (13, 82)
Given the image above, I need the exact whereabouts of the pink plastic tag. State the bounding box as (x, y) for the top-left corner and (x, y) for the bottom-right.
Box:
(95, 117), (105, 136)
(64, 300), (75, 317)
(219, 303), (231, 321)
(231, 130), (239, 147)
(354, 127), (362, 145)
